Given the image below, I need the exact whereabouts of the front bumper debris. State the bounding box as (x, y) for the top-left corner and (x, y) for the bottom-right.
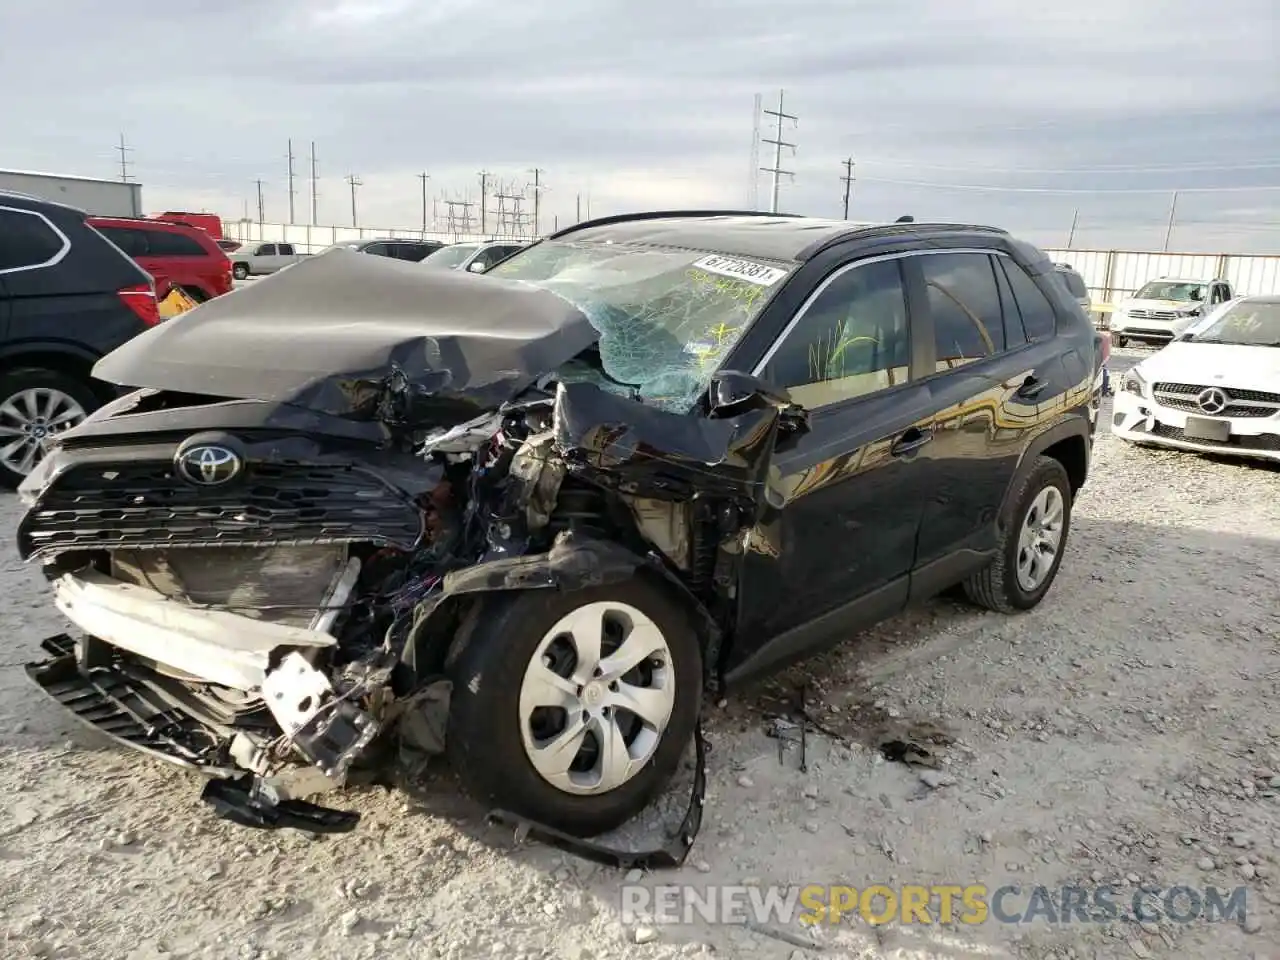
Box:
(488, 722), (708, 870)
(25, 634), (242, 775)
(200, 776), (361, 833)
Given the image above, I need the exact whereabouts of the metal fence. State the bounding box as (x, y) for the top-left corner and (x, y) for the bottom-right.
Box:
(1043, 248), (1280, 306)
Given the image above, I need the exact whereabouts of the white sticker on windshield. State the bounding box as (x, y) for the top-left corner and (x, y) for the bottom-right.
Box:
(692, 254), (787, 287)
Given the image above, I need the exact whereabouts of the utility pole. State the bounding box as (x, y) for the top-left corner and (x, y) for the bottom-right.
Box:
(576, 193), (581, 224)
(1067, 208), (1079, 248)
(254, 179), (265, 226)
(116, 133), (133, 182)
(748, 93), (762, 208)
(1163, 191), (1179, 252)
(760, 90), (798, 214)
(840, 157), (855, 219)
(417, 172), (431, 233)
(528, 168), (545, 237)
(308, 141), (319, 226)
(346, 174), (362, 227)
(286, 139), (296, 224)
(478, 171), (491, 235)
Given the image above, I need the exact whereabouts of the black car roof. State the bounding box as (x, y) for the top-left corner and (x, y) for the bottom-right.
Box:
(545, 210), (1010, 263)
(0, 189), (85, 217)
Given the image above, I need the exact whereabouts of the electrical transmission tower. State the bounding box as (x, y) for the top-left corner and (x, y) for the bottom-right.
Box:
(493, 181), (523, 236)
(760, 89), (798, 214)
(443, 199), (476, 238)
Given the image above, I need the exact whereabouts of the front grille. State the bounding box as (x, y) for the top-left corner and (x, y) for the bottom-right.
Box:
(1154, 384), (1280, 405)
(1153, 396), (1276, 418)
(1127, 309), (1181, 321)
(18, 459), (423, 561)
(1150, 423), (1280, 452)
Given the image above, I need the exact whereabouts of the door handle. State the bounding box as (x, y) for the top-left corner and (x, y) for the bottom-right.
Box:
(1016, 375), (1049, 399)
(890, 426), (933, 457)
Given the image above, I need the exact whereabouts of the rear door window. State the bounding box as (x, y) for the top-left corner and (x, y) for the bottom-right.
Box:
(277, 243), (295, 256)
(144, 229), (207, 256)
(920, 252), (1005, 369)
(0, 208), (67, 272)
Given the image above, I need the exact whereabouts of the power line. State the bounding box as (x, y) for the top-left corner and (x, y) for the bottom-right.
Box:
(857, 156), (1280, 175)
(115, 133), (133, 182)
(345, 174), (362, 227)
(760, 89), (798, 214)
(286, 139), (297, 224)
(857, 176), (1280, 195)
(840, 157), (855, 219)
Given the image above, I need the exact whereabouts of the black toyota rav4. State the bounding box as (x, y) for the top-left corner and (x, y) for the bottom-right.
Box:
(19, 212), (1104, 839)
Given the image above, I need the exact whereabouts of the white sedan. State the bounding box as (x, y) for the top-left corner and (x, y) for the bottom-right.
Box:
(1112, 295), (1280, 463)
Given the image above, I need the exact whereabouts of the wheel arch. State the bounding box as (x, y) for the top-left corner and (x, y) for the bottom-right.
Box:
(0, 344), (110, 402)
(401, 535), (722, 690)
(1000, 417), (1091, 523)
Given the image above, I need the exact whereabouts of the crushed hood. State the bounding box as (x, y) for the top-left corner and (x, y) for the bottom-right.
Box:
(92, 249), (601, 421)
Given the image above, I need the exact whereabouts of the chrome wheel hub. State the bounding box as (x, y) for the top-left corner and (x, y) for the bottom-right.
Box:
(0, 387), (87, 476)
(1016, 486), (1065, 592)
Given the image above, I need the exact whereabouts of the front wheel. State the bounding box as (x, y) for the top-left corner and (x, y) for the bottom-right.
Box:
(445, 578), (703, 837)
(962, 455), (1073, 613)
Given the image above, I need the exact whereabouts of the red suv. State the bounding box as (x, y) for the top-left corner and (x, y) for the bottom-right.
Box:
(87, 217), (233, 302)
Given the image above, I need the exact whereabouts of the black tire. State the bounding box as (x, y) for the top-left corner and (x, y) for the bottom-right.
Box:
(181, 285), (209, 303)
(1112, 335), (1128, 348)
(232, 263), (249, 280)
(445, 577), (703, 837)
(0, 368), (101, 489)
(962, 455), (1073, 614)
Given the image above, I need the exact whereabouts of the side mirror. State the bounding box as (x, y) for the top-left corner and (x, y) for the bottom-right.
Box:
(708, 370), (810, 435)
(468, 261), (487, 273)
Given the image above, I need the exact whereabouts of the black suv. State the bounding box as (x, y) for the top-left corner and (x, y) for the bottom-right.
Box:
(324, 238), (446, 261)
(0, 191), (160, 487)
(19, 212), (1103, 838)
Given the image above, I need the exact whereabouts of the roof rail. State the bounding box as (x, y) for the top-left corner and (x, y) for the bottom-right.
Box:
(545, 209), (803, 241)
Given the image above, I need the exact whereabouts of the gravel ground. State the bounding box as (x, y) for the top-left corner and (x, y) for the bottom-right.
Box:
(1, 354), (1277, 960)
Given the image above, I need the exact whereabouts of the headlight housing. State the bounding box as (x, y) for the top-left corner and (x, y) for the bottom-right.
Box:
(1121, 368), (1148, 397)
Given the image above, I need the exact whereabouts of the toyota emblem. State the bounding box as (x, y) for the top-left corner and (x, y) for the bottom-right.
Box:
(175, 445), (242, 486)
(1196, 387), (1230, 415)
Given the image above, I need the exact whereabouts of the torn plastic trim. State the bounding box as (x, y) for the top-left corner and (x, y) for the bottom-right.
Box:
(200, 775), (361, 833)
(488, 719), (708, 870)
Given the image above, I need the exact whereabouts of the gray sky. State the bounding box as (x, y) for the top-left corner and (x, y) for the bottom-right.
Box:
(3, 0), (1278, 253)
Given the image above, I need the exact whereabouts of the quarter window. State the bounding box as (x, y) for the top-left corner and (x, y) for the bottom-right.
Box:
(0, 209), (67, 272)
(760, 258), (910, 409)
(921, 252), (1004, 370)
(999, 260), (1057, 341)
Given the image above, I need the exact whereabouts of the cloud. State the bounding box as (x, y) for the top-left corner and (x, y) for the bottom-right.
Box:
(1, 0), (1277, 253)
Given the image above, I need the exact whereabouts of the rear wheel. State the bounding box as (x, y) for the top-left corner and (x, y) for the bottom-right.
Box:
(962, 456), (1073, 613)
(232, 263), (249, 280)
(0, 369), (98, 488)
(445, 578), (702, 837)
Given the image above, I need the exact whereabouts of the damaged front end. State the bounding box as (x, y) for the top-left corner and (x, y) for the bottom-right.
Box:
(18, 248), (806, 848)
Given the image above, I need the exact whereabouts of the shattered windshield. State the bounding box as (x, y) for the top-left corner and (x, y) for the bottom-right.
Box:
(487, 239), (795, 412)
(1193, 301), (1280, 346)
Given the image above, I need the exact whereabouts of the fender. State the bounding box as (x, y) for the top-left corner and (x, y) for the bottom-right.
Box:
(998, 412), (1091, 525)
(401, 531), (723, 688)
